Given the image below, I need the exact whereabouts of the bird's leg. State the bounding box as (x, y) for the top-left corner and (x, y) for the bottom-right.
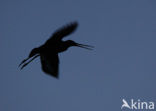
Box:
(81, 46), (93, 50)
(79, 44), (94, 48)
(20, 55), (39, 70)
(76, 43), (94, 50)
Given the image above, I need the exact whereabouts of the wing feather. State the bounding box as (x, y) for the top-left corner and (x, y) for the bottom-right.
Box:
(45, 22), (78, 44)
(40, 53), (59, 78)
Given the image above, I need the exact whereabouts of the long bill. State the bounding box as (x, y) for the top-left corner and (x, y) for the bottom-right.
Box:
(76, 43), (94, 50)
(19, 55), (39, 70)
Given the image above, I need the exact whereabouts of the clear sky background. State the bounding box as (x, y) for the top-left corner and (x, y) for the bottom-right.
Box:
(0, 0), (156, 111)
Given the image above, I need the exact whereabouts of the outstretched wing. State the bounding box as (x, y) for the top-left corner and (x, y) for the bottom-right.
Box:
(45, 21), (78, 44)
(40, 53), (59, 78)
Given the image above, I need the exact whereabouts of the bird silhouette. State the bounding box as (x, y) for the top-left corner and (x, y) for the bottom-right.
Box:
(19, 22), (94, 78)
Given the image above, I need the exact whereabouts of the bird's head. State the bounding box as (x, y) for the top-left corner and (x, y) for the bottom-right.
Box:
(66, 40), (94, 50)
(29, 48), (40, 57)
(19, 48), (40, 70)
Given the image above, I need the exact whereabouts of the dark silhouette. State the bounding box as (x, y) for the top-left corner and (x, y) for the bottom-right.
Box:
(19, 22), (93, 78)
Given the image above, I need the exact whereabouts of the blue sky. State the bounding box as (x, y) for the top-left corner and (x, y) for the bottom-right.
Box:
(0, 0), (156, 111)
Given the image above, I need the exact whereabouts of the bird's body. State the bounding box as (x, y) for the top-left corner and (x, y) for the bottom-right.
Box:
(19, 22), (93, 78)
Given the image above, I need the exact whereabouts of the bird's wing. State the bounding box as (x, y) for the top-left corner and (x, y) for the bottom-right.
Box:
(45, 22), (78, 44)
(40, 53), (59, 78)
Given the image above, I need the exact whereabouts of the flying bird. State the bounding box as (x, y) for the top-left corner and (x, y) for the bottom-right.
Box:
(19, 22), (94, 78)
